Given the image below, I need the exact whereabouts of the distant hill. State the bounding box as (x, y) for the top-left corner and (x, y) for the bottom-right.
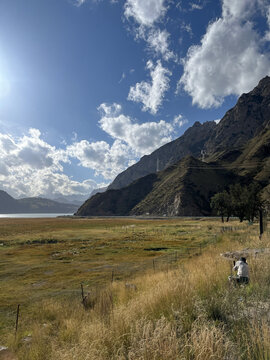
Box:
(0, 191), (18, 213)
(0, 190), (79, 214)
(52, 194), (87, 206)
(76, 76), (270, 217)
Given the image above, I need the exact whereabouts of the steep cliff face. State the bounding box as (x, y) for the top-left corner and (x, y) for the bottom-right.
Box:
(109, 76), (270, 190)
(205, 76), (270, 156)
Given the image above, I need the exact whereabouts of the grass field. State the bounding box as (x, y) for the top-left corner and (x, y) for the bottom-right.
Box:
(0, 217), (269, 359)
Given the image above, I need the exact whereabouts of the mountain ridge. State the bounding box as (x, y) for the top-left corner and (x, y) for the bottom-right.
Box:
(0, 190), (79, 214)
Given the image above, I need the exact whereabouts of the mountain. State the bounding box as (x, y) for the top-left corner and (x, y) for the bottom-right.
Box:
(205, 76), (270, 158)
(89, 186), (108, 198)
(76, 156), (240, 216)
(109, 76), (270, 190)
(0, 190), (79, 213)
(52, 194), (88, 206)
(76, 76), (270, 217)
(0, 191), (18, 213)
(108, 121), (217, 190)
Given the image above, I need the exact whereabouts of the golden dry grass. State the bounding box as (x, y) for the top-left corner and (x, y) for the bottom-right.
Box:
(0, 217), (269, 359)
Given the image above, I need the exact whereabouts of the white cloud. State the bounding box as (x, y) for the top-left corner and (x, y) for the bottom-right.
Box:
(146, 29), (176, 61)
(0, 130), (102, 198)
(173, 114), (188, 127)
(123, 0), (176, 62)
(74, 0), (86, 6)
(98, 103), (174, 156)
(181, 22), (193, 37)
(118, 72), (126, 83)
(67, 139), (134, 180)
(0, 104), (180, 197)
(265, 5), (270, 41)
(222, 0), (257, 19)
(124, 0), (166, 27)
(179, 0), (270, 108)
(190, 3), (203, 11)
(128, 60), (171, 114)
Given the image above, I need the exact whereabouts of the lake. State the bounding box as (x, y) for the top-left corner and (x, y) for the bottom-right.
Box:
(0, 213), (74, 218)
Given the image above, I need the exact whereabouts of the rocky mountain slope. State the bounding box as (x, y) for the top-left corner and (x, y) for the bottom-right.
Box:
(76, 76), (270, 217)
(109, 76), (270, 190)
(0, 190), (79, 213)
(76, 156), (240, 216)
(108, 120), (216, 190)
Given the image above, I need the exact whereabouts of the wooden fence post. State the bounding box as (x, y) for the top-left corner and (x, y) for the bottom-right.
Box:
(15, 304), (20, 337)
(81, 283), (84, 302)
(259, 209), (263, 239)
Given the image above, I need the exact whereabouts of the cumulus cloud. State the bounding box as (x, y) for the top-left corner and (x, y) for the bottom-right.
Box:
(179, 0), (270, 108)
(67, 139), (134, 180)
(0, 105), (179, 197)
(0, 130), (102, 198)
(124, 0), (166, 27)
(98, 103), (174, 156)
(128, 60), (171, 114)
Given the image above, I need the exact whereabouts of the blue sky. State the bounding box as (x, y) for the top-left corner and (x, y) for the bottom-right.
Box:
(0, 0), (269, 199)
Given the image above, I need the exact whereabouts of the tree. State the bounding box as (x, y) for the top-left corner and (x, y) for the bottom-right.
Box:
(228, 184), (247, 222)
(211, 183), (265, 223)
(210, 191), (231, 222)
(245, 183), (263, 222)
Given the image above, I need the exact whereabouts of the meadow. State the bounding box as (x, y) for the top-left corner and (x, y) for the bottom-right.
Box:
(0, 217), (269, 359)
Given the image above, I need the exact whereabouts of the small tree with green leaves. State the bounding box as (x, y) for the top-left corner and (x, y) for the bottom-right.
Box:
(211, 183), (265, 223)
(228, 184), (248, 222)
(245, 183), (263, 222)
(210, 191), (232, 222)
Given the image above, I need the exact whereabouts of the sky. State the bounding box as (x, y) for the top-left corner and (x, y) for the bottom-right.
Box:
(0, 0), (270, 200)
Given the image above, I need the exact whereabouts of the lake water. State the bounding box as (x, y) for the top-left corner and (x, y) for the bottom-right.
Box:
(0, 213), (74, 218)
